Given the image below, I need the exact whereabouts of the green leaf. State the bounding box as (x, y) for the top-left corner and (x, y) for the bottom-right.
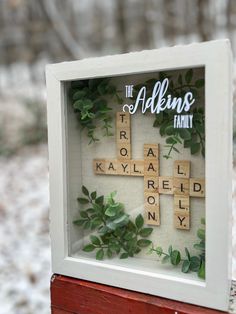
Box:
(73, 219), (86, 226)
(170, 250), (181, 266)
(185, 248), (191, 261)
(189, 256), (201, 271)
(165, 125), (175, 135)
(139, 227), (153, 237)
(197, 228), (205, 240)
(73, 99), (84, 110)
(182, 260), (191, 273)
(194, 243), (205, 250)
(135, 214), (144, 229)
(72, 90), (87, 101)
(185, 69), (193, 84)
(168, 245), (173, 255)
(120, 252), (129, 259)
(162, 255), (170, 264)
(90, 235), (101, 246)
(84, 220), (91, 229)
(91, 191), (97, 200)
(80, 211), (88, 218)
(96, 248), (104, 260)
(178, 74), (183, 85)
(83, 244), (95, 252)
(166, 137), (177, 145)
(137, 239), (152, 248)
(195, 79), (204, 88)
(95, 196), (104, 206)
(105, 206), (117, 217)
(178, 129), (191, 140)
(190, 142), (200, 154)
(82, 185), (89, 196)
(156, 246), (163, 256)
(77, 197), (89, 204)
(198, 261), (205, 279)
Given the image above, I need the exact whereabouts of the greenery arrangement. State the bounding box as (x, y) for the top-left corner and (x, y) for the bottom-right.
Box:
(133, 70), (205, 159)
(69, 78), (122, 144)
(74, 187), (205, 279)
(150, 218), (205, 279)
(74, 186), (153, 260)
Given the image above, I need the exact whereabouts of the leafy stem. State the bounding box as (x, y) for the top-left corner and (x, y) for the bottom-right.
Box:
(74, 186), (153, 260)
(150, 218), (206, 279)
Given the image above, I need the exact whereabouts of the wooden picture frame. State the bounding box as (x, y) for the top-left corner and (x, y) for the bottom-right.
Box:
(46, 40), (232, 311)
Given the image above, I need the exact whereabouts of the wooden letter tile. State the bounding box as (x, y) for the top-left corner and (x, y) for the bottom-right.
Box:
(174, 195), (190, 212)
(144, 192), (159, 207)
(117, 160), (130, 176)
(117, 143), (131, 160)
(144, 144), (159, 160)
(144, 176), (158, 193)
(130, 160), (144, 176)
(93, 159), (106, 174)
(189, 178), (205, 197)
(116, 112), (130, 128)
(116, 127), (131, 144)
(174, 212), (190, 230)
(105, 160), (117, 175)
(144, 160), (159, 176)
(159, 176), (173, 194)
(145, 206), (160, 226)
(174, 160), (190, 178)
(173, 178), (189, 196)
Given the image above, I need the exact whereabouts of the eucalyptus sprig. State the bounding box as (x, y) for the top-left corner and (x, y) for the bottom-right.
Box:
(74, 186), (153, 260)
(70, 78), (123, 144)
(150, 218), (205, 279)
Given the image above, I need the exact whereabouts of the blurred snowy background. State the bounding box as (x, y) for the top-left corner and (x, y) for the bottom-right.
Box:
(0, 0), (236, 313)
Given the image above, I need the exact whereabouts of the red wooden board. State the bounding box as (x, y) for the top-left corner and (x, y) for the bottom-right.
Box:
(51, 274), (228, 314)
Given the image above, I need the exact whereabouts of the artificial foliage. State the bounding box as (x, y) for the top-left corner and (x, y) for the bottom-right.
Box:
(134, 69), (205, 159)
(69, 78), (123, 144)
(150, 218), (205, 279)
(74, 186), (153, 260)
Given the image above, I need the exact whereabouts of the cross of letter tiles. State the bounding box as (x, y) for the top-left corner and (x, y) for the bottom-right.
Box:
(93, 112), (205, 230)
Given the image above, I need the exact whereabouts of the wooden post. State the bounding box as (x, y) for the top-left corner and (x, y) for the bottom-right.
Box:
(50, 274), (229, 314)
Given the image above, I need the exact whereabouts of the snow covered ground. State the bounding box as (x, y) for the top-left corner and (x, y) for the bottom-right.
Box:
(0, 144), (50, 314)
(0, 143), (235, 314)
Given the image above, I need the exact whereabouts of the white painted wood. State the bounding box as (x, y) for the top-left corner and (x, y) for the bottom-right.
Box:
(46, 40), (232, 311)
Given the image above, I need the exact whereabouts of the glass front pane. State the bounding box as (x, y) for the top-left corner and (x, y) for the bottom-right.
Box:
(66, 67), (205, 281)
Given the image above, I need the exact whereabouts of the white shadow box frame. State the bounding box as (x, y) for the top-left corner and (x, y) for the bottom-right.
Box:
(46, 40), (232, 311)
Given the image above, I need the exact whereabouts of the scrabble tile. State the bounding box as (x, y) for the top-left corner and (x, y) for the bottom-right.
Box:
(93, 159), (106, 174)
(144, 192), (159, 207)
(130, 160), (144, 176)
(116, 112), (130, 128)
(159, 176), (173, 194)
(144, 160), (159, 176)
(174, 212), (190, 230)
(174, 160), (190, 178)
(117, 143), (131, 160)
(144, 144), (159, 159)
(144, 176), (158, 193)
(145, 206), (160, 226)
(105, 160), (118, 175)
(116, 127), (131, 144)
(117, 160), (130, 176)
(174, 195), (190, 212)
(173, 178), (189, 196)
(189, 178), (205, 197)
